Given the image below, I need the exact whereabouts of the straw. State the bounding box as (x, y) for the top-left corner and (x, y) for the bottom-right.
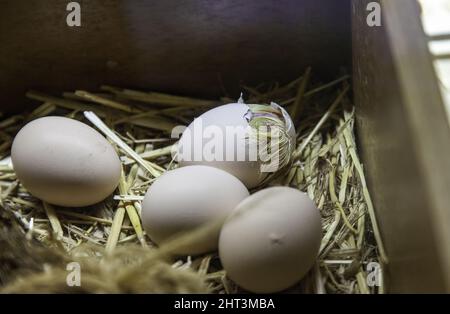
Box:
(0, 70), (384, 294)
(83, 111), (163, 177)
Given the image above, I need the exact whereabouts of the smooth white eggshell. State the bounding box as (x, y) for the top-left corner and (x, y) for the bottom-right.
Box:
(218, 186), (322, 293)
(141, 165), (249, 255)
(11, 116), (121, 207)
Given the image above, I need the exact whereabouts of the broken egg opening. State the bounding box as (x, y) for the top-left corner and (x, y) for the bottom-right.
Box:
(177, 101), (295, 188)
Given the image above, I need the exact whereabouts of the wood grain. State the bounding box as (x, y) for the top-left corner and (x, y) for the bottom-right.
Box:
(0, 0), (350, 114)
(353, 0), (450, 292)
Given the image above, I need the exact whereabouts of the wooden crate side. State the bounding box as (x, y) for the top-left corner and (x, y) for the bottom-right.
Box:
(353, 0), (450, 292)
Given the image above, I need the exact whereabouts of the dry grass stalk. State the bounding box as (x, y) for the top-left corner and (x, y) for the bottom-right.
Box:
(0, 71), (383, 294)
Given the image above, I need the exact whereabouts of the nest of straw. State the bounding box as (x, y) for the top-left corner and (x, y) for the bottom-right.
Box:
(0, 68), (386, 293)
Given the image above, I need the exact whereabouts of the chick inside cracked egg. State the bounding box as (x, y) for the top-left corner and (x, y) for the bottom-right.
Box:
(177, 98), (296, 188)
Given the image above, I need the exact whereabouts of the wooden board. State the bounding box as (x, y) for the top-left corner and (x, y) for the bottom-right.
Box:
(0, 0), (350, 114)
(353, 0), (450, 292)
(419, 0), (450, 122)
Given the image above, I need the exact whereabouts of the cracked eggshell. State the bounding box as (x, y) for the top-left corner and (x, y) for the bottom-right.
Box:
(11, 116), (121, 207)
(177, 103), (295, 189)
(218, 186), (322, 293)
(141, 165), (249, 255)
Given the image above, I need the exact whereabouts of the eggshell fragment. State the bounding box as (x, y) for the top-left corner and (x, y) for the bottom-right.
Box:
(11, 116), (121, 207)
(141, 165), (249, 255)
(218, 187), (322, 293)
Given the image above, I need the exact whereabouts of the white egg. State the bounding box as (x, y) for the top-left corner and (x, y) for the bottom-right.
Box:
(11, 116), (121, 207)
(218, 187), (322, 293)
(177, 102), (295, 188)
(141, 165), (249, 255)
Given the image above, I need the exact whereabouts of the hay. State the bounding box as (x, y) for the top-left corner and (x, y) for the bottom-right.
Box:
(1, 243), (208, 293)
(0, 70), (385, 293)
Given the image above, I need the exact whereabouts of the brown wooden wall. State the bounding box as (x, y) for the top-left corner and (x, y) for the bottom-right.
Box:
(353, 0), (450, 292)
(0, 0), (350, 114)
